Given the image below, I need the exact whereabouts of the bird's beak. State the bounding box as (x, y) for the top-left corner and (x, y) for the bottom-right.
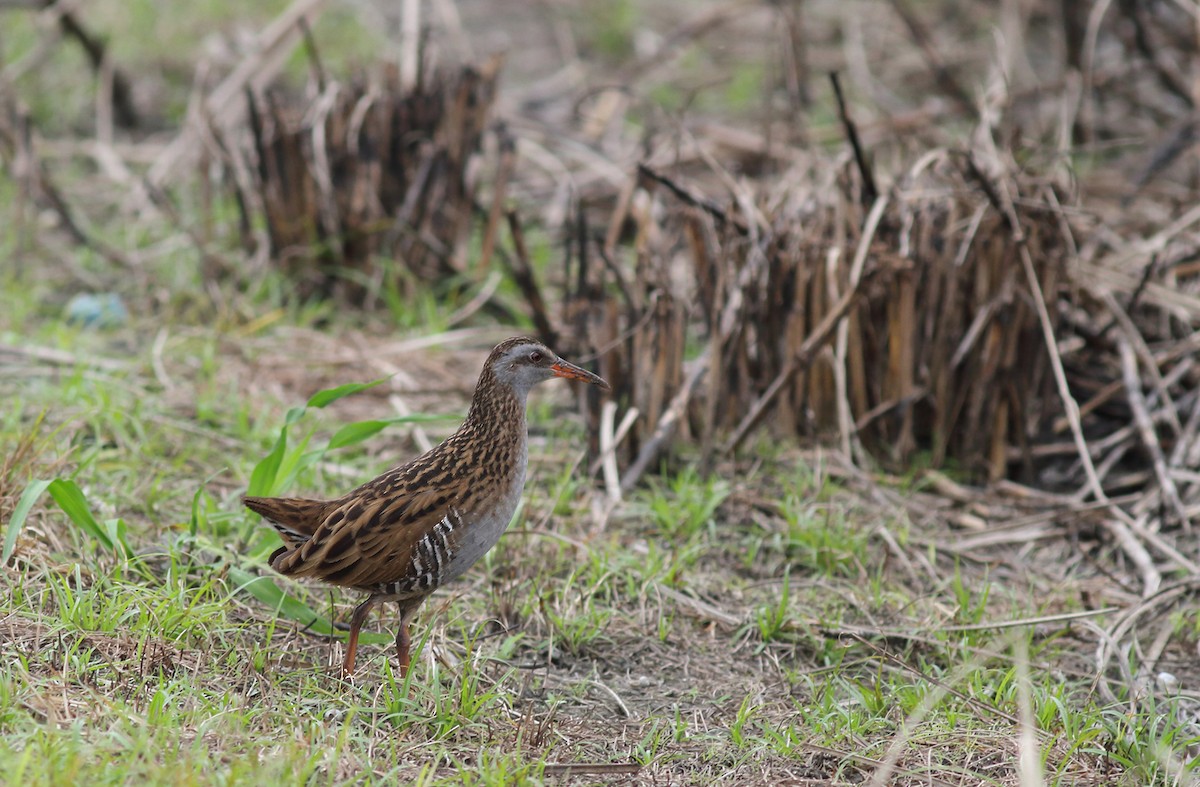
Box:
(551, 359), (611, 391)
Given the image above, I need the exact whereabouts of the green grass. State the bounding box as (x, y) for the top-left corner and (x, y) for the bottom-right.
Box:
(5, 292), (1180, 767)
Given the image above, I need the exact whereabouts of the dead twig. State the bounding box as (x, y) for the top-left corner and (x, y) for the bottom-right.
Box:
(829, 71), (877, 204)
(1116, 337), (1189, 530)
(149, 0), (331, 186)
(636, 163), (747, 234)
(723, 197), (887, 454)
(620, 346), (711, 494)
(502, 210), (557, 346)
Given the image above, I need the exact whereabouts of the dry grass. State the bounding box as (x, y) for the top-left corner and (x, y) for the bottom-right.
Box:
(223, 56), (503, 301)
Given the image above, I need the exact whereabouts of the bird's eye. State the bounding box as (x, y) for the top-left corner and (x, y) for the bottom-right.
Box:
(529, 350), (544, 364)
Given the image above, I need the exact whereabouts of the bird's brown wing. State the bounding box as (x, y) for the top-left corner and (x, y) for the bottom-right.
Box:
(268, 481), (458, 592)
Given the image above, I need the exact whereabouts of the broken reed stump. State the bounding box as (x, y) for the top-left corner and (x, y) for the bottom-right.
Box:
(212, 57), (501, 303)
(582, 153), (1084, 487)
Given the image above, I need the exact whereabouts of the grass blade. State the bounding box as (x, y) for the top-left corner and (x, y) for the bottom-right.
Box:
(46, 478), (114, 552)
(189, 486), (207, 538)
(103, 518), (131, 559)
(306, 378), (388, 409)
(3, 478), (52, 564)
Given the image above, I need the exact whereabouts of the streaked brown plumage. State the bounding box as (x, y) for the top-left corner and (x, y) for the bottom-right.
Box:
(243, 337), (609, 679)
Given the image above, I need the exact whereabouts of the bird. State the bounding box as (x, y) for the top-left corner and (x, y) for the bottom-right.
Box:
(243, 336), (609, 679)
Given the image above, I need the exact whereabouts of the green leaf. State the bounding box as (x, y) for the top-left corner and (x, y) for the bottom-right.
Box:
(227, 567), (339, 636)
(327, 419), (395, 451)
(46, 478), (113, 551)
(272, 430), (316, 494)
(103, 518), (131, 559)
(247, 427), (288, 497)
(226, 567), (396, 643)
(247, 379), (391, 497)
(306, 378), (388, 410)
(189, 486), (206, 538)
(3, 478), (52, 564)
(325, 414), (447, 451)
(246, 534), (283, 563)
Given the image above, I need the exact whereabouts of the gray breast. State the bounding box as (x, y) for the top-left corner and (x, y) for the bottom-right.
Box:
(444, 441), (528, 583)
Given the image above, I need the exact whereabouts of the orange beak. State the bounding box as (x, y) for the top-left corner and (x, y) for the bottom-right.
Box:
(551, 359), (611, 391)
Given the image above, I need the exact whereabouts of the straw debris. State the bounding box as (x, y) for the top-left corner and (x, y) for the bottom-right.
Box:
(212, 55), (501, 302)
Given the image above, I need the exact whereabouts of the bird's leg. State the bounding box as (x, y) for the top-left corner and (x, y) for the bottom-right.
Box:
(341, 597), (377, 679)
(394, 601), (422, 680)
(395, 622), (411, 678)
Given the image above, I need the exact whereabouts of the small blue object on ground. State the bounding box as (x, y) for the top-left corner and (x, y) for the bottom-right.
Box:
(64, 293), (129, 328)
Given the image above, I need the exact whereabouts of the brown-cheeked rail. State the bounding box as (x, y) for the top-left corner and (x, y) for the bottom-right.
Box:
(243, 337), (609, 679)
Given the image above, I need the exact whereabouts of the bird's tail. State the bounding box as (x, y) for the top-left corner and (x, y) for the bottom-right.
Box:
(242, 495), (326, 548)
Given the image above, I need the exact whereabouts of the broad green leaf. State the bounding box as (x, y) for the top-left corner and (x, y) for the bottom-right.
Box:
(325, 414), (447, 451)
(3, 478), (52, 564)
(227, 567), (339, 636)
(306, 378), (388, 410)
(46, 478), (113, 551)
(327, 419), (394, 450)
(228, 567), (391, 643)
(247, 427), (288, 497)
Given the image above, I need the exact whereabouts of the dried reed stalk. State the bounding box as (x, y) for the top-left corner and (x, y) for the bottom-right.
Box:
(212, 55), (501, 302)
(583, 151), (1080, 484)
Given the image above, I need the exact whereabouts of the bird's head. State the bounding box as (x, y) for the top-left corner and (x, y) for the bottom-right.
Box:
(487, 337), (610, 396)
